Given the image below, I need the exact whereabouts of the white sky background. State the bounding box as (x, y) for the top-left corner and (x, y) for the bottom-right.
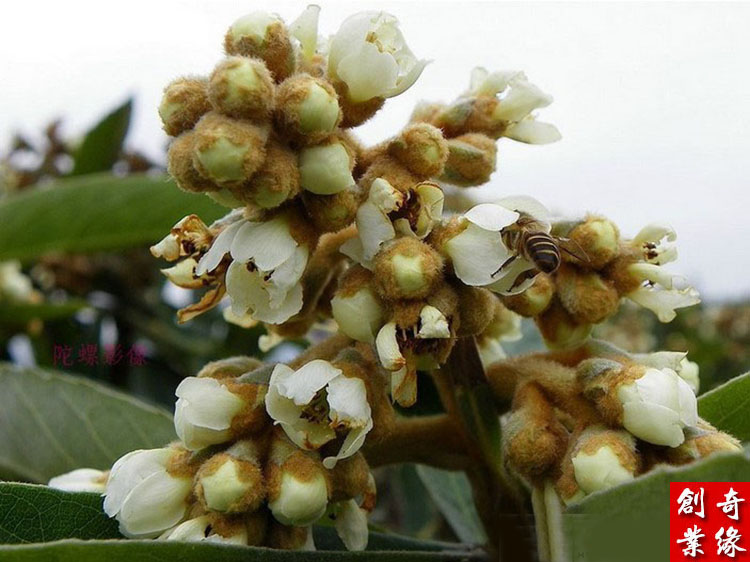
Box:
(1, 1), (749, 302)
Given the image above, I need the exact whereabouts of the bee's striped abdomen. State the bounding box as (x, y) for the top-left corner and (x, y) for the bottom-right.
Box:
(523, 232), (561, 273)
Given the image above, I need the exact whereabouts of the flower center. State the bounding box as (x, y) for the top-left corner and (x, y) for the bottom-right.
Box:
(300, 388), (330, 424)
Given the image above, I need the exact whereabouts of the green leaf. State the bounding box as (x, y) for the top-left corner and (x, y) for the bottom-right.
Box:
(0, 363), (175, 483)
(0, 484), (487, 560)
(0, 174), (226, 262)
(71, 100), (132, 176)
(698, 372), (750, 441)
(563, 450), (750, 562)
(0, 484), (119, 543)
(0, 540), (488, 561)
(0, 300), (87, 326)
(415, 465), (487, 544)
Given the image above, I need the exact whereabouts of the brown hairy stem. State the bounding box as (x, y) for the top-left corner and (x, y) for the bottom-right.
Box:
(363, 414), (470, 470)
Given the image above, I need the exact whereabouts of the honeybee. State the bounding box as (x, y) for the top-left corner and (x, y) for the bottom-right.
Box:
(492, 210), (587, 279)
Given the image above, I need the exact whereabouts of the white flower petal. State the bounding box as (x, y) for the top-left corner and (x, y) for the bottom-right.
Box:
(331, 287), (384, 344)
(504, 119), (561, 145)
(104, 449), (171, 517)
(230, 217), (297, 272)
(375, 322), (405, 371)
(337, 42), (399, 102)
(494, 78), (553, 122)
(496, 195), (551, 222)
(196, 220), (243, 276)
(464, 203), (519, 231)
(118, 470), (192, 537)
(417, 305), (451, 339)
(334, 500), (369, 551)
(445, 222), (511, 286)
(290, 5), (320, 60)
(326, 375), (372, 427)
(271, 360), (342, 405)
(49, 468), (107, 493)
(267, 246), (309, 307)
(357, 200), (396, 262)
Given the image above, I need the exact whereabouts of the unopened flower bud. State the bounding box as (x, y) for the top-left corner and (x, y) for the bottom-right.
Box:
(298, 139), (355, 195)
(358, 156), (419, 195)
(502, 272), (555, 317)
(302, 186), (361, 232)
(568, 216), (620, 269)
(167, 132), (219, 193)
(224, 12), (295, 81)
(195, 441), (265, 513)
(535, 298), (592, 349)
(275, 74), (341, 145)
(331, 266), (385, 343)
(192, 113), (269, 185)
(571, 426), (637, 494)
(455, 285), (498, 337)
(584, 363), (698, 448)
(439, 133), (497, 187)
(208, 56), (275, 120)
(504, 383), (568, 479)
(230, 139), (299, 208)
(103, 447), (196, 538)
(48, 468), (108, 493)
(388, 123), (448, 178)
(159, 77), (211, 137)
(267, 438), (330, 526)
(373, 237), (444, 300)
(174, 376), (268, 450)
(556, 264), (619, 324)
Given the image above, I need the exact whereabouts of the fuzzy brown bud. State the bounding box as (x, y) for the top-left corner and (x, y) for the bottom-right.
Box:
(556, 264), (620, 324)
(159, 77), (211, 137)
(388, 123), (449, 178)
(192, 112), (269, 186)
(167, 131), (219, 193)
(372, 238), (444, 300)
(230, 139), (299, 208)
(224, 12), (294, 82)
(208, 56), (275, 120)
(439, 133), (497, 187)
(535, 298), (592, 349)
(568, 216), (620, 270)
(502, 273), (555, 317)
(275, 74), (342, 145)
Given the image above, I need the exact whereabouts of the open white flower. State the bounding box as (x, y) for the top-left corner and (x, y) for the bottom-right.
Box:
(328, 11), (427, 102)
(443, 204), (518, 286)
(374, 306), (452, 406)
(465, 68), (560, 144)
(103, 448), (193, 538)
(625, 263), (700, 323)
(623, 224), (700, 322)
(159, 515), (248, 545)
(197, 215), (309, 324)
(48, 468), (108, 493)
(265, 360), (373, 469)
(616, 367), (698, 447)
(174, 377), (249, 450)
(341, 179), (444, 268)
